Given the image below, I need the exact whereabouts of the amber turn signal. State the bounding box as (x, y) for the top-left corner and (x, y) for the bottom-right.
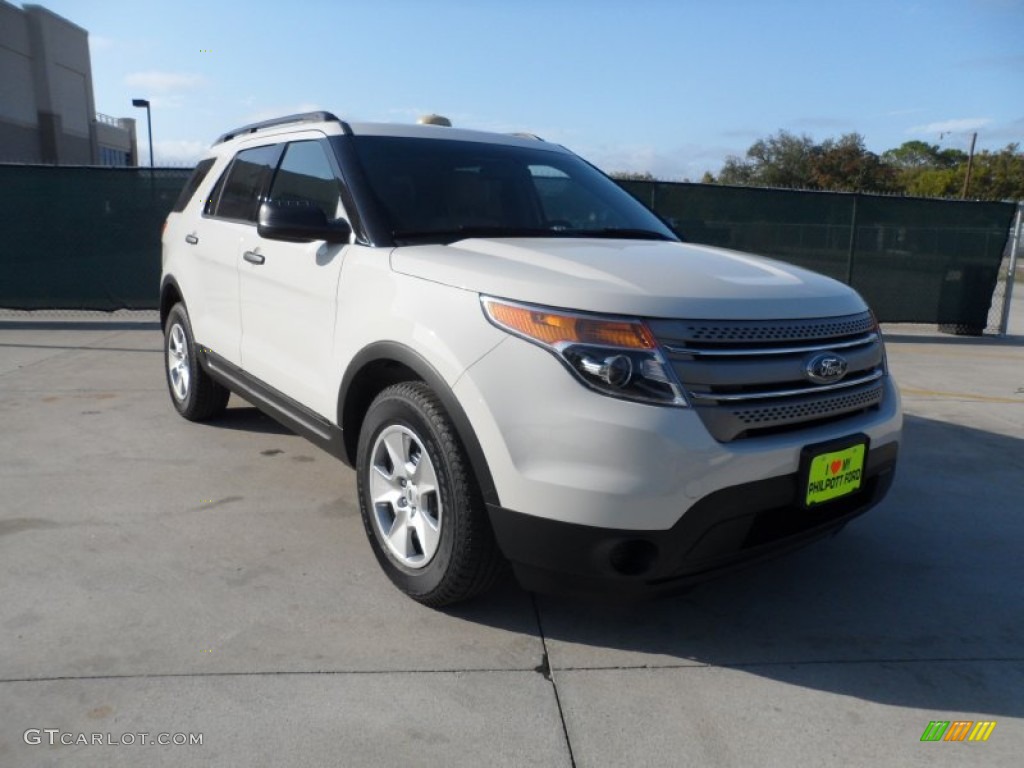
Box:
(483, 300), (654, 349)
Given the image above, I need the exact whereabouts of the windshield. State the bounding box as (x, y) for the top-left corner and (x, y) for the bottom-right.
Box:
(345, 136), (677, 245)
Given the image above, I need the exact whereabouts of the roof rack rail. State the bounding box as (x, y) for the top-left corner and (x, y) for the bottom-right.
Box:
(214, 111), (351, 145)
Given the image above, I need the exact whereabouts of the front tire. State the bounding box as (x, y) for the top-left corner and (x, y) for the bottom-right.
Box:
(356, 382), (503, 606)
(164, 303), (229, 421)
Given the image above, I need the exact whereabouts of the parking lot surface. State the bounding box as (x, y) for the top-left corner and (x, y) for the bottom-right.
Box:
(1, 301), (1022, 767)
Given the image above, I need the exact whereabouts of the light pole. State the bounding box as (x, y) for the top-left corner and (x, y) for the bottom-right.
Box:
(132, 98), (153, 167)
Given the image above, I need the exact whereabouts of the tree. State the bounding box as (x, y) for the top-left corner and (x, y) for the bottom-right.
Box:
(967, 144), (1024, 200)
(608, 170), (655, 181)
(881, 140), (969, 197)
(904, 167), (961, 198)
(711, 132), (1024, 199)
(810, 133), (897, 192)
(892, 142), (965, 170)
(718, 131), (897, 192)
(718, 130), (817, 188)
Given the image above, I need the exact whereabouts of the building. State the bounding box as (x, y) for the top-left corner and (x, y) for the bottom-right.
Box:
(0, 1), (138, 165)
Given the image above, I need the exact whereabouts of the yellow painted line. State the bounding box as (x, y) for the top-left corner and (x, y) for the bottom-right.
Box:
(899, 386), (1024, 404)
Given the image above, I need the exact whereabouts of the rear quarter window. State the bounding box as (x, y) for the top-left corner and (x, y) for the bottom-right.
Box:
(171, 158), (216, 213)
(210, 144), (284, 222)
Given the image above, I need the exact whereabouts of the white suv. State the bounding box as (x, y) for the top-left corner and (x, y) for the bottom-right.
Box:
(160, 112), (902, 606)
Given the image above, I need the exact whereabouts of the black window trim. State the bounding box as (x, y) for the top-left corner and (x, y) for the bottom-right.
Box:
(172, 157), (216, 213)
(265, 137), (368, 244)
(204, 142), (285, 225)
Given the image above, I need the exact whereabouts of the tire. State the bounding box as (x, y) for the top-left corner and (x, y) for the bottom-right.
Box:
(163, 302), (230, 421)
(356, 382), (504, 606)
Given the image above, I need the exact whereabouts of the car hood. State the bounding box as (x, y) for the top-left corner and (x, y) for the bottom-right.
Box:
(390, 238), (867, 320)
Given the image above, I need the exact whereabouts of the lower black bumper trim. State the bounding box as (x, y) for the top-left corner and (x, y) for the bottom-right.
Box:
(487, 442), (898, 597)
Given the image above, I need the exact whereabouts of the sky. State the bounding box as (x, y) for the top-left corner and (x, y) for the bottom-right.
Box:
(31, 0), (1024, 176)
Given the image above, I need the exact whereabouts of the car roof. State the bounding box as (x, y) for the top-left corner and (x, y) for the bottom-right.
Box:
(209, 111), (563, 154)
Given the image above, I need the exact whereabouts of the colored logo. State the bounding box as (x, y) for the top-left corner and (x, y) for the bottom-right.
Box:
(805, 353), (848, 384)
(920, 720), (996, 742)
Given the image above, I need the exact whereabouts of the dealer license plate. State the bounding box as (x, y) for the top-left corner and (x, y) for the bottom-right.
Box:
(801, 438), (867, 508)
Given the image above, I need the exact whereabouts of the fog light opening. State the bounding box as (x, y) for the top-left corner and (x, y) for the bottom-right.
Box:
(609, 540), (658, 576)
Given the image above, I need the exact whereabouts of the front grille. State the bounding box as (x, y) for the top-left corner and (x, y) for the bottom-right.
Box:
(648, 311), (886, 442)
(731, 384), (884, 426)
(671, 314), (877, 345)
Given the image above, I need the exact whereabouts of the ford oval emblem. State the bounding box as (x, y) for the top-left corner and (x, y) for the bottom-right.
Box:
(805, 353), (848, 385)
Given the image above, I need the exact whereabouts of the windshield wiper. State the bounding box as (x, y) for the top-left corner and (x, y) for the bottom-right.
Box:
(391, 225), (677, 244)
(567, 227), (675, 241)
(392, 226), (556, 244)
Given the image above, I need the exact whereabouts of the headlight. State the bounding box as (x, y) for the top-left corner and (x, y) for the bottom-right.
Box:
(481, 297), (688, 406)
(870, 309), (890, 374)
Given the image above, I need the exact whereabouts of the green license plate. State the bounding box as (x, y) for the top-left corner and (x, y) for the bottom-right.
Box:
(802, 439), (867, 507)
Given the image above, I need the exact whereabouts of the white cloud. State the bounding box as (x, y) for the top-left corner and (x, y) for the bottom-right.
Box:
(124, 71), (207, 93)
(908, 117), (993, 135)
(147, 139), (207, 166)
(582, 142), (734, 181)
(985, 116), (1024, 143)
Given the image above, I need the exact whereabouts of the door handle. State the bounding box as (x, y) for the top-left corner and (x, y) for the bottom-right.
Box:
(243, 250), (265, 265)
(185, 234), (199, 245)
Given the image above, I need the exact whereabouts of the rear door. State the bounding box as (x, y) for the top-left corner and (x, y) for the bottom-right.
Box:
(188, 143), (282, 363)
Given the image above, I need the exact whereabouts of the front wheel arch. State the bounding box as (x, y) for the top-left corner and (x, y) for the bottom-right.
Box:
(339, 342), (499, 508)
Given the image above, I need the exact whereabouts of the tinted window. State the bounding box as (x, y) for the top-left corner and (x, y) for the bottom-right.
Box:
(267, 141), (344, 221)
(528, 164), (611, 229)
(172, 158), (215, 213)
(347, 136), (675, 243)
(213, 144), (283, 222)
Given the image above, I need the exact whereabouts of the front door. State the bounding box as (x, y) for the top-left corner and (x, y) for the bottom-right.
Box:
(238, 137), (350, 416)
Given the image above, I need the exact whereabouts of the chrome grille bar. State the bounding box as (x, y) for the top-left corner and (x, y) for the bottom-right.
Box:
(687, 370), (884, 403)
(664, 332), (879, 358)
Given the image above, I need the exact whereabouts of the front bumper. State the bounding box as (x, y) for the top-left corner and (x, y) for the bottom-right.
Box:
(488, 441), (898, 597)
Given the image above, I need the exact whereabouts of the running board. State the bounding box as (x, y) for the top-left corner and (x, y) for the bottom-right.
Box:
(198, 347), (349, 464)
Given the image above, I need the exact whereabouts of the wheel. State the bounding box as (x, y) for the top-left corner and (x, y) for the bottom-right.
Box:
(356, 382), (504, 606)
(163, 303), (230, 421)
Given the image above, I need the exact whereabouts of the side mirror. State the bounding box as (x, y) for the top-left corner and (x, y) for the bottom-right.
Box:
(257, 202), (351, 244)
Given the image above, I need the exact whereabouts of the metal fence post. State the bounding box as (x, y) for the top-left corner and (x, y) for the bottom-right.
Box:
(845, 194), (859, 285)
(998, 201), (1023, 335)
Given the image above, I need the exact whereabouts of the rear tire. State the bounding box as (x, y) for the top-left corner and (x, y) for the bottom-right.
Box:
(164, 303), (229, 421)
(356, 382), (503, 606)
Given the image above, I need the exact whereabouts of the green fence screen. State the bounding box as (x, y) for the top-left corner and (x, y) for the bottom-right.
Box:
(0, 165), (191, 310)
(620, 180), (1015, 332)
(0, 166), (1015, 331)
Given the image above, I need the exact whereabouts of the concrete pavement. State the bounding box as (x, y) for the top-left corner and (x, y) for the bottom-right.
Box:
(0, 305), (1021, 766)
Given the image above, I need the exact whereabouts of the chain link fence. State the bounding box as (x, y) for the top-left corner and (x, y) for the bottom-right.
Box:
(988, 204), (1023, 334)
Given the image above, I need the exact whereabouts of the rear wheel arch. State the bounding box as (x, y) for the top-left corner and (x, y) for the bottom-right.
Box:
(339, 342), (499, 507)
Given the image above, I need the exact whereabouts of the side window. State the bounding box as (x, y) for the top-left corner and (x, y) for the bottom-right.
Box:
(172, 158), (215, 213)
(267, 141), (344, 221)
(211, 144), (283, 222)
